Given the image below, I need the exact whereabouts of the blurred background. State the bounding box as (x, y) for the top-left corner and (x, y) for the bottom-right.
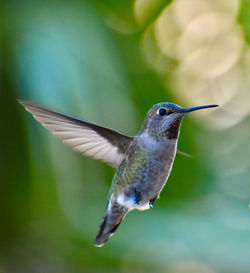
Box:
(1, 0), (250, 272)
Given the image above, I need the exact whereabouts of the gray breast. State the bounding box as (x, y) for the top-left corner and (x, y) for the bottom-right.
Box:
(131, 135), (177, 203)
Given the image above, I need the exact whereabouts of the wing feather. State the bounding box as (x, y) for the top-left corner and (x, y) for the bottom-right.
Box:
(20, 101), (133, 168)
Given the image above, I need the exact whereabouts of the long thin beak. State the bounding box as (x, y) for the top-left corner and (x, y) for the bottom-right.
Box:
(177, 104), (219, 113)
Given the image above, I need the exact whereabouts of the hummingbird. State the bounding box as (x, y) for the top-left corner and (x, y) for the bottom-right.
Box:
(19, 101), (218, 247)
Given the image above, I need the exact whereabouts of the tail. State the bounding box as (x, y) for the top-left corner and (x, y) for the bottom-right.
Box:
(95, 201), (128, 247)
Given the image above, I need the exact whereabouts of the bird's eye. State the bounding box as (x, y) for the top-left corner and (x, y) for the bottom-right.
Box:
(157, 108), (167, 116)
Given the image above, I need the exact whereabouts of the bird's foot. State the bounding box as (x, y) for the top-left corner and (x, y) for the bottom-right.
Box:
(149, 196), (158, 208)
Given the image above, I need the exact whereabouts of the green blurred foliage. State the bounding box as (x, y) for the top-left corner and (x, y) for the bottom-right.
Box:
(1, 1), (250, 273)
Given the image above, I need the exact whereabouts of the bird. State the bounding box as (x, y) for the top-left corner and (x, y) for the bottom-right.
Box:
(19, 100), (218, 247)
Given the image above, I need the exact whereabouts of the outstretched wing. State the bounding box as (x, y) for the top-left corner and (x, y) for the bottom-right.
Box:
(20, 101), (133, 168)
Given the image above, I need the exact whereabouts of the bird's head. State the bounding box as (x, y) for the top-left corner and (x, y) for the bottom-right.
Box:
(140, 102), (218, 139)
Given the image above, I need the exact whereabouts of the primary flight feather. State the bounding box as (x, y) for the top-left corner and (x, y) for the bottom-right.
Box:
(20, 101), (132, 168)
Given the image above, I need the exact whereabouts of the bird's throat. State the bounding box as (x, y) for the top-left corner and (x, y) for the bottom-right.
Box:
(164, 116), (183, 139)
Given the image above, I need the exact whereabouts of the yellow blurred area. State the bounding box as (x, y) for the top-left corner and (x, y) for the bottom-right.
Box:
(138, 0), (250, 129)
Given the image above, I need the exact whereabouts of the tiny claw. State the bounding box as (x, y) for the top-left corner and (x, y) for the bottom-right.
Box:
(149, 196), (157, 208)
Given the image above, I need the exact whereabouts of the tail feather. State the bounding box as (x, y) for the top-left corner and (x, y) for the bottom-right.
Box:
(95, 202), (128, 247)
